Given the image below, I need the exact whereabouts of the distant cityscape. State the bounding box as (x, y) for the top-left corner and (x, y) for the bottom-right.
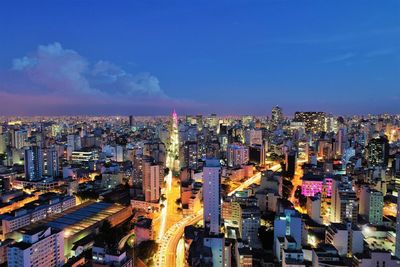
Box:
(0, 108), (399, 266)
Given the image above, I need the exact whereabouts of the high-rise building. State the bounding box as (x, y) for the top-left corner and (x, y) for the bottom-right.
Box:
(359, 186), (383, 225)
(7, 226), (65, 267)
(170, 109), (179, 170)
(285, 149), (296, 177)
(241, 206), (261, 248)
(244, 129), (262, 146)
(367, 136), (389, 167)
(395, 194), (400, 259)
(248, 144), (265, 166)
(142, 159), (160, 203)
(331, 176), (358, 224)
(129, 115), (133, 127)
(13, 130), (28, 149)
(44, 146), (59, 178)
(180, 141), (199, 169)
(294, 112), (326, 133)
(203, 235), (225, 267)
(326, 222), (363, 257)
(203, 159), (221, 235)
(0, 133), (7, 154)
(196, 114), (203, 131)
(24, 146), (44, 181)
(67, 134), (81, 151)
(273, 209), (303, 261)
(271, 105), (283, 130)
(226, 143), (249, 168)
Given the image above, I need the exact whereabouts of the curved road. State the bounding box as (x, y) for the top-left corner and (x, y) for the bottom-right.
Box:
(156, 163), (282, 267)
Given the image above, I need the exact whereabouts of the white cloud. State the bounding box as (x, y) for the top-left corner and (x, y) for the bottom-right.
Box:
(6, 42), (165, 97)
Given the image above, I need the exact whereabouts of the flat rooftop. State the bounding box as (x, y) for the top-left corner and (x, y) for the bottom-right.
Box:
(41, 201), (126, 237)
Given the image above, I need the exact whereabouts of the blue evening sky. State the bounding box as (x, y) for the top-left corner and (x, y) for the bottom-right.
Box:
(0, 0), (399, 115)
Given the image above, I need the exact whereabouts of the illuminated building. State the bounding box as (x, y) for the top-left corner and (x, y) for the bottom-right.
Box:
(330, 177), (358, 224)
(226, 143), (249, 168)
(240, 206), (261, 248)
(43, 201), (131, 257)
(354, 251), (399, 267)
(67, 134), (81, 151)
(1, 196), (76, 239)
(271, 105), (283, 130)
(281, 236), (304, 267)
(203, 235), (225, 267)
(311, 244), (345, 266)
(7, 226), (65, 267)
(12, 130), (28, 150)
(44, 146), (59, 178)
(325, 222), (363, 257)
(367, 136), (389, 167)
(301, 174), (332, 197)
(294, 112), (326, 133)
(274, 209), (303, 261)
(244, 129), (262, 146)
(306, 195), (322, 224)
(24, 146), (44, 181)
(222, 200), (241, 228)
(0, 133), (7, 154)
(196, 114), (203, 131)
(142, 159), (160, 203)
(170, 109), (179, 170)
(71, 151), (97, 163)
(203, 159), (221, 235)
(92, 245), (133, 267)
(359, 186), (383, 225)
(180, 141), (199, 169)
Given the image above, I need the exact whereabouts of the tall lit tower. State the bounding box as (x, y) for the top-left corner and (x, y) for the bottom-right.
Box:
(203, 159), (221, 235)
(24, 146), (44, 181)
(271, 105), (283, 130)
(169, 109), (179, 170)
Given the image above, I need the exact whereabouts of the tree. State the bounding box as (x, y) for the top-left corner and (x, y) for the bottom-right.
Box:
(135, 240), (159, 263)
(258, 226), (274, 250)
(98, 220), (115, 242)
(164, 167), (170, 175)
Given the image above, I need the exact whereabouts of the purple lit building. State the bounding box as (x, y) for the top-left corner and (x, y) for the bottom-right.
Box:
(301, 173), (332, 197)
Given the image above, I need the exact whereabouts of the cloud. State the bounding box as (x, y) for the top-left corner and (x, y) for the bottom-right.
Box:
(0, 42), (189, 115)
(90, 61), (164, 96)
(322, 52), (356, 64)
(2, 42), (164, 97)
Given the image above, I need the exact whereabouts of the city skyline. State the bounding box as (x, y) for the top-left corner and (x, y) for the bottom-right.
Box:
(1, 1), (400, 116)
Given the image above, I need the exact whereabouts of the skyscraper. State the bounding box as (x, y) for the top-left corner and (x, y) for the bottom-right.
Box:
(142, 159), (160, 203)
(13, 129), (28, 149)
(24, 146), (44, 181)
(129, 115), (133, 127)
(294, 112), (326, 133)
(169, 109), (179, 170)
(271, 105), (283, 130)
(227, 143), (249, 168)
(359, 186), (383, 225)
(330, 176), (358, 224)
(203, 158), (221, 235)
(44, 146), (59, 178)
(367, 136), (389, 168)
